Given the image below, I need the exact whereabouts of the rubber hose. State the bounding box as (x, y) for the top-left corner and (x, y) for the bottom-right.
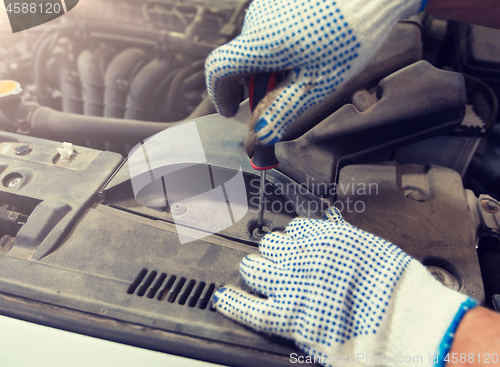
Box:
(104, 48), (150, 119)
(59, 67), (84, 114)
(34, 34), (58, 108)
(51, 41), (83, 114)
(28, 106), (175, 147)
(125, 56), (180, 121)
(163, 59), (205, 121)
(78, 44), (113, 116)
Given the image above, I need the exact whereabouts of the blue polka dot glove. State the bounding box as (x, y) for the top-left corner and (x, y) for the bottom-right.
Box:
(205, 0), (429, 146)
(213, 208), (477, 366)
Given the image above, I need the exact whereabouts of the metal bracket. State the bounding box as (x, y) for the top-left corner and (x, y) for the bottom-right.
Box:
(477, 194), (500, 235)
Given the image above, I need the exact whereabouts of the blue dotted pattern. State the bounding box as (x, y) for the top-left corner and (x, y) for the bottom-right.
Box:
(215, 208), (412, 348)
(205, 0), (361, 145)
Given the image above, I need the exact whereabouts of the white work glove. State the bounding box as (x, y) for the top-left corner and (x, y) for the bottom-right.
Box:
(212, 208), (477, 366)
(205, 0), (429, 146)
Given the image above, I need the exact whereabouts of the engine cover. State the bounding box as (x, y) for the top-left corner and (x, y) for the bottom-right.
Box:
(0, 120), (484, 366)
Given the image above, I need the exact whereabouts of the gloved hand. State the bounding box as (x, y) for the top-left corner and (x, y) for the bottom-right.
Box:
(212, 208), (477, 366)
(205, 0), (429, 146)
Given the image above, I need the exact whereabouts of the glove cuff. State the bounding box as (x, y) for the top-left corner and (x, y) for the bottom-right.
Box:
(434, 298), (478, 366)
(385, 260), (477, 366)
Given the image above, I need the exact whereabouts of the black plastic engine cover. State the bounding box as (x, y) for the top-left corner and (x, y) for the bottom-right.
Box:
(0, 128), (483, 367)
(277, 61), (466, 197)
(336, 163), (484, 302)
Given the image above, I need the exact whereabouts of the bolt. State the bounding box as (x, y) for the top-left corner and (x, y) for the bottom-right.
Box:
(171, 203), (187, 215)
(407, 191), (426, 202)
(482, 200), (498, 213)
(7, 178), (21, 188)
(426, 265), (459, 291)
(252, 226), (271, 239)
(15, 144), (32, 156)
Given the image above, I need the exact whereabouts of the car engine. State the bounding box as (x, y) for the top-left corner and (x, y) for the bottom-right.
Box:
(0, 1), (498, 366)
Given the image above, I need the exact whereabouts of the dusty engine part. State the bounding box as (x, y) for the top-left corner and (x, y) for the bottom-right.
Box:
(276, 61), (466, 197)
(2, 19), (427, 157)
(337, 163), (484, 301)
(2, 0), (250, 153)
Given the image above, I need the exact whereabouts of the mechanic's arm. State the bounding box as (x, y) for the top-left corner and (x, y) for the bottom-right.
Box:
(425, 0), (500, 29)
(448, 307), (500, 366)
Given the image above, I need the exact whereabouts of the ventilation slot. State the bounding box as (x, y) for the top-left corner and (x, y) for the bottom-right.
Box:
(199, 283), (216, 310)
(137, 271), (157, 297)
(127, 268), (147, 294)
(148, 273), (167, 299)
(188, 281), (206, 307)
(128, 269), (217, 311)
(158, 275), (176, 301)
(178, 279), (196, 305)
(168, 277), (186, 303)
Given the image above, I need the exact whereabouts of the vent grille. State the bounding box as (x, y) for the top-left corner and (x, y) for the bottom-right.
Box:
(127, 268), (217, 311)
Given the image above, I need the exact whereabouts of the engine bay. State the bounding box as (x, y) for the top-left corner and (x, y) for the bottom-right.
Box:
(0, 1), (499, 366)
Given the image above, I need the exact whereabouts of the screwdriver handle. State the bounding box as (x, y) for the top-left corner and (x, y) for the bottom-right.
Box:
(249, 73), (280, 171)
(251, 145), (279, 170)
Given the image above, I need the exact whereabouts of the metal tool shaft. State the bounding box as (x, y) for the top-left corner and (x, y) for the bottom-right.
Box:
(257, 170), (266, 233)
(250, 73), (281, 236)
